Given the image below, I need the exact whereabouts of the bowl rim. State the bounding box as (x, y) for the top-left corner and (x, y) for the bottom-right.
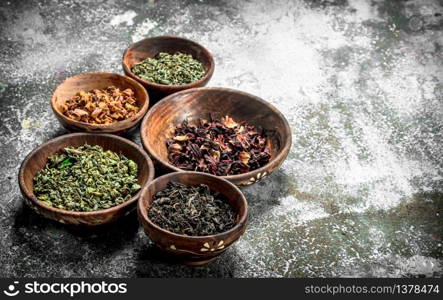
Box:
(137, 171), (248, 240)
(140, 87), (292, 181)
(18, 132), (155, 217)
(50, 72), (150, 130)
(122, 35), (215, 90)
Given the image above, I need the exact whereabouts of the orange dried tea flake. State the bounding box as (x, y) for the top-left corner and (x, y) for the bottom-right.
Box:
(61, 86), (140, 124)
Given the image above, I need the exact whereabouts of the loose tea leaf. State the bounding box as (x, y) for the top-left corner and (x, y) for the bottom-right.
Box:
(148, 182), (236, 236)
(33, 144), (141, 212)
(166, 116), (271, 175)
(61, 86), (140, 124)
(131, 52), (205, 85)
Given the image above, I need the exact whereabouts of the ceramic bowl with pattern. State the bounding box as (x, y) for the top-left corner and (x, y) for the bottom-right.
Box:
(140, 87), (292, 186)
(137, 171), (248, 265)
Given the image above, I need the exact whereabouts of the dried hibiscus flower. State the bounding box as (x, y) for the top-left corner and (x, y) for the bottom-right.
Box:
(166, 116), (271, 176)
(61, 86), (140, 124)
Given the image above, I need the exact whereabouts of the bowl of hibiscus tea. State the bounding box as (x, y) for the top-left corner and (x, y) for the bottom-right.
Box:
(122, 36), (215, 102)
(140, 87), (292, 186)
(137, 171), (248, 265)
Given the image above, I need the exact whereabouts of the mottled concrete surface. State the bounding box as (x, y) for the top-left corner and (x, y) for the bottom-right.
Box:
(0, 0), (442, 277)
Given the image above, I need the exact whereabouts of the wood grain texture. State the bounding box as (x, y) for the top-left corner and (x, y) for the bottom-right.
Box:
(137, 171), (248, 265)
(122, 36), (215, 103)
(18, 133), (155, 227)
(140, 87), (292, 186)
(51, 72), (149, 134)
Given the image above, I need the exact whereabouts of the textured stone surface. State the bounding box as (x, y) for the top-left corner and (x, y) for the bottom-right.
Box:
(0, 0), (442, 277)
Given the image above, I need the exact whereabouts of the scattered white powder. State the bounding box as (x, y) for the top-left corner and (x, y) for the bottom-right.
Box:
(344, 254), (442, 277)
(347, 0), (381, 22)
(1, 0), (441, 277)
(110, 10), (137, 27)
(129, 0), (441, 277)
(132, 19), (158, 42)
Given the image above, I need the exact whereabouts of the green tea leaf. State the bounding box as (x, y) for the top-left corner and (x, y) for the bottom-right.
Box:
(132, 52), (205, 86)
(58, 157), (75, 169)
(33, 144), (141, 212)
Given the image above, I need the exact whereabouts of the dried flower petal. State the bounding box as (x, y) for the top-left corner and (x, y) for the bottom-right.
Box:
(168, 143), (183, 152)
(166, 116), (271, 176)
(239, 151), (251, 164)
(223, 115), (238, 128)
(62, 86), (140, 124)
(211, 150), (221, 160)
(91, 107), (102, 118)
(73, 108), (89, 117)
(174, 135), (189, 141)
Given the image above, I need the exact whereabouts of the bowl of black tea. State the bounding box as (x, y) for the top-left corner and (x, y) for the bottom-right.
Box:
(138, 171), (248, 265)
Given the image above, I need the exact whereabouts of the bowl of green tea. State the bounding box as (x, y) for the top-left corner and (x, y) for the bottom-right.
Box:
(137, 171), (248, 265)
(19, 133), (155, 227)
(123, 36), (214, 100)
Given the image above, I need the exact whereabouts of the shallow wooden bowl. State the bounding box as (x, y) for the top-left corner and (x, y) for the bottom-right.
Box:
(138, 171), (248, 265)
(51, 72), (149, 134)
(18, 133), (155, 227)
(140, 87), (292, 186)
(122, 36), (215, 102)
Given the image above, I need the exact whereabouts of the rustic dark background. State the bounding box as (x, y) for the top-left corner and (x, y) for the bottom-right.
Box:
(0, 0), (442, 277)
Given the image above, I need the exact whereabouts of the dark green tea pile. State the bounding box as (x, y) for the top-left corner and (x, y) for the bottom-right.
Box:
(33, 144), (141, 212)
(131, 52), (205, 85)
(148, 182), (236, 236)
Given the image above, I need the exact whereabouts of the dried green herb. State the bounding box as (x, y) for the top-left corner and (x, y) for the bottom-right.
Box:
(33, 144), (141, 212)
(148, 182), (236, 236)
(131, 52), (205, 85)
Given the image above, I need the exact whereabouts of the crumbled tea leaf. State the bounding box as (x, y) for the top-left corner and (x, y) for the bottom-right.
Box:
(33, 144), (140, 212)
(166, 116), (271, 175)
(148, 182), (236, 236)
(131, 52), (205, 85)
(59, 157), (75, 169)
(61, 86), (140, 124)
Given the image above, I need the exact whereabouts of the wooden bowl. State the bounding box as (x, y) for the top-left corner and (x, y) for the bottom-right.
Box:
(137, 171), (248, 265)
(18, 133), (155, 227)
(51, 72), (149, 134)
(122, 36), (215, 102)
(140, 87), (292, 186)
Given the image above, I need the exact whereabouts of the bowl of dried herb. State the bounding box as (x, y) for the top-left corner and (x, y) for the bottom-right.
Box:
(51, 72), (149, 134)
(18, 133), (155, 227)
(140, 87), (292, 186)
(138, 171), (248, 265)
(122, 36), (215, 102)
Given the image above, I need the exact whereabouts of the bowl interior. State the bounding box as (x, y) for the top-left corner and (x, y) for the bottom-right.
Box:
(139, 172), (247, 232)
(52, 72), (148, 119)
(143, 88), (288, 167)
(21, 134), (153, 200)
(123, 37), (213, 80)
